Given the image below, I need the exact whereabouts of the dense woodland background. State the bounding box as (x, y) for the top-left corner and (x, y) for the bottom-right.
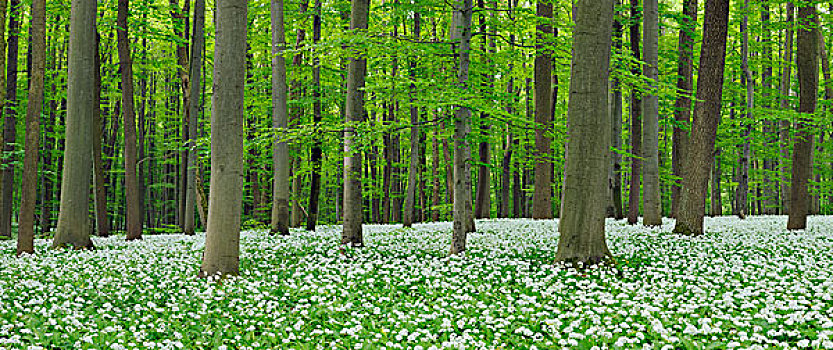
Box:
(0, 0), (830, 240)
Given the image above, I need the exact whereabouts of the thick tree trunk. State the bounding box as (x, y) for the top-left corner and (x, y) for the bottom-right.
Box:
(118, 0), (142, 241)
(342, 0), (370, 246)
(184, 0), (206, 235)
(52, 0), (97, 249)
(269, 0), (290, 235)
(532, 0), (553, 220)
(671, 0), (697, 218)
(450, 0), (475, 255)
(641, 0), (661, 226)
(199, 0), (247, 277)
(626, 0), (642, 225)
(787, 5), (818, 230)
(305, 0), (323, 231)
(403, 12), (422, 228)
(673, 0), (730, 236)
(16, 0), (45, 254)
(0, 0), (19, 237)
(556, 0), (614, 264)
(736, 0), (753, 219)
(779, 3), (795, 215)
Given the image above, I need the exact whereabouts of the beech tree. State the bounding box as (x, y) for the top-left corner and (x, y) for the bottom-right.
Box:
(673, 0), (730, 236)
(52, 0), (97, 249)
(532, 0), (553, 220)
(270, 0), (290, 236)
(787, 4), (818, 231)
(556, 0), (614, 263)
(199, 0), (248, 277)
(16, 0), (45, 255)
(343, 0), (370, 246)
(641, 0), (661, 227)
(450, 0), (475, 255)
(118, 0), (142, 241)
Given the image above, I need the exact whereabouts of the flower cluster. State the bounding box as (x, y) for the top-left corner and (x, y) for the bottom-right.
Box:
(1, 216), (831, 349)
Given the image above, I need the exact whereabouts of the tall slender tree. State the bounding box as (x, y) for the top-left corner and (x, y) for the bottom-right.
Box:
(184, 0), (206, 235)
(779, 3), (795, 215)
(626, 0), (642, 225)
(641, 0), (661, 226)
(450, 0), (475, 255)
(52, 0), (98, 249)
(671, 0), (698, 218)
(556, 0), (614, 264)
(673, 0), (730, 236)
(532, 0), (553, 220)
(305, 0), (323, 231)
(271, 0), (291, 235)
(403, 11), (422, 228)
(342, 0), (370, 246)
(118, 0), (142, 241)
(16, 0), (45, 255)
(787, 5), (818, 230)
(0, 0), (20, 237)
(736, 0), (753, 218)
(199, 0), (248, 277)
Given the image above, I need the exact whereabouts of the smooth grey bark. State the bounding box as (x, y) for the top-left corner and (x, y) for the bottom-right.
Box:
(403, 11), (421, 228)
(199, 0), (247, 277)
(787, 5), (818, 230)
(184, 0), (206, 235)
(671, 0), (697, 218)
(641, 0), (661, 226)
(449, 0), (475, 255)
(92, 30), (110, 238)
(672, 0), (730, 236)
(532, 0), (553, 220)
(16, 0), (45, 254)
(52, 0), (97, 249)
(342, 0), (370, 246)
(270, 0), (290, 236)
(555, 0), (614, 264)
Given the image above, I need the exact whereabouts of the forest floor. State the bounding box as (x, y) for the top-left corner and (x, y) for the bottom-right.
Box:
(1, 216), (833, 349)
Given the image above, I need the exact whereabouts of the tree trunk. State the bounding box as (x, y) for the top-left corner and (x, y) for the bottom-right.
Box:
(16, 0), (45, 254)
(0, 0), (6, 238)
(342, 0), (370, 246)
(92, 29), (110, 237)
(672, 0), (730, 236)
(289, 0), (308, 228)
(626, 0), (642, 225)
(269, 0), (291, 235)
(760, 6), (778, 215)
(431, 131), (441, 221)
(671, 0), (697, 218)
(450, 0), (475, 255)
(52, 0), (97, 249)
(556, 0), (614, 264)
(184, 0), (206, 235)
(118, 0), (142, 241)
(779, 3), (795, 215)
(305, 0), (323, 231)
(787, 5), (818, 230)
(199, 0), (247, 277)
(532, 0), (553, 220)
(0, 0), (20, 237)
(403, 11), (422, 228)
(736, 0), (752, 219)
(641, 0), (661, 226)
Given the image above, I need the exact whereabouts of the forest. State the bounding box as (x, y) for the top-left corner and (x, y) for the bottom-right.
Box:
(1, 0), (832, 348)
